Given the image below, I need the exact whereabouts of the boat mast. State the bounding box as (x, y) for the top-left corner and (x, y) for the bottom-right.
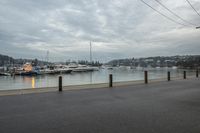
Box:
(46, 50), (49, 64)
(90, 41), (92, 65)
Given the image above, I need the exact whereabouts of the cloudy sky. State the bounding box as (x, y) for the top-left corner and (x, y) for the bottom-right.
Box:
(0, 0), (200, 62)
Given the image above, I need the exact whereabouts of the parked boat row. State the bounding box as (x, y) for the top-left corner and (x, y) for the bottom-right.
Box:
(0, 62), (179, 77)
(2, 63), (100, 76)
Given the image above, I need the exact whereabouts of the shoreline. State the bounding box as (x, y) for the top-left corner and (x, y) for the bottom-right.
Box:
(0, 75), (198, 96)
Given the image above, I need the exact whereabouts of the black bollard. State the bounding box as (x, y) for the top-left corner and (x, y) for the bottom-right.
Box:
(59, 76), (62, 91)
(109, 74), (113, 87)
(168, 71), (170, 81)
(196, 70), (199, 78)
(183, 71), (186, 79)
(144, 71), (148, 84)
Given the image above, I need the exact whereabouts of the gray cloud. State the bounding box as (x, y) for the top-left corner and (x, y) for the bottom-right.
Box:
(0, 0), (200, 62)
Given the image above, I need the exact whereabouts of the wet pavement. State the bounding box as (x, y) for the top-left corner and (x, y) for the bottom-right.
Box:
(0, 78), (200, 133)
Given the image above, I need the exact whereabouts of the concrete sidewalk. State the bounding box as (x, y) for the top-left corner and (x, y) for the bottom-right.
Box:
(0, 78), (200, 133)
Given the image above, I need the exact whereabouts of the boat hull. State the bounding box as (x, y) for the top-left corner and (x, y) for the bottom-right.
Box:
(20, 71), (38, 76)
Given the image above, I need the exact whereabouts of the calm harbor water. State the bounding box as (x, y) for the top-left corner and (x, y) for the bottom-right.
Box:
(0, 67), (196, 90)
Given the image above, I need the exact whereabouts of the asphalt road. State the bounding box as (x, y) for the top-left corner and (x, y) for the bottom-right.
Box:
(0, 78), (200, 133)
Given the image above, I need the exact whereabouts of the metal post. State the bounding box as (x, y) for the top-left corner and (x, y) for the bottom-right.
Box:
(183, 71), (186, 79)
(109, 74), (113, 87)
(59, 76), (62, 91)
(196, 70), (199, 78)
(144, 71), (148, 84)
(168, 71), (170, 81)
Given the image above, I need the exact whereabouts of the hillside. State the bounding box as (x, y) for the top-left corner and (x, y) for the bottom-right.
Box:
(0, 54), (48, 66)
(106, 55), (200, 69)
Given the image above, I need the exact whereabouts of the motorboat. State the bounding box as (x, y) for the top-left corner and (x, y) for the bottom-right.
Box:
(73, 65), (99, 72)
(56, 68), (73, 74)
(20, 71), (38, 76)
(18, 63), (39, 76)
(0, 72), (11, 76)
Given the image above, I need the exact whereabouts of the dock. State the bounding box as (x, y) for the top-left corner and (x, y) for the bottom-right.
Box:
(0, 78), (200, 133)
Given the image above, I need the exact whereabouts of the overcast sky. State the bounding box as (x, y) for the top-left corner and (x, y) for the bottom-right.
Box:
(0, 0), (200, 62)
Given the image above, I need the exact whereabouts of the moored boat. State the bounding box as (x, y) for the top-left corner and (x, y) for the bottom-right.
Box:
(18, 62), (39, 76)
(73, 65), (99, 72)
(0, 72), (11, 76)
(20, 71), (38, 76)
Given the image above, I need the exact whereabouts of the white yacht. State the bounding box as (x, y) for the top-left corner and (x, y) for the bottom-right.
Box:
(73, 65), (99, 72)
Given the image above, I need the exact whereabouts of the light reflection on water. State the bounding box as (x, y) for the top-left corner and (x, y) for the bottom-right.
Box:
(32, 77), (35, 89)
(0, 68), (196, 90)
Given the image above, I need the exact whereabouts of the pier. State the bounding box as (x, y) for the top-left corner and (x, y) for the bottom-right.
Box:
(0, 78), (200, 133)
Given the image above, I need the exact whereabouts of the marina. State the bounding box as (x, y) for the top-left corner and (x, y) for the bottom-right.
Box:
(0, 0), (200, 132)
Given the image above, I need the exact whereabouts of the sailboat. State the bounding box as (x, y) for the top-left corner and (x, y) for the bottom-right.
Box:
(87, 41), (99, 71)
(73, 41), (99, 72)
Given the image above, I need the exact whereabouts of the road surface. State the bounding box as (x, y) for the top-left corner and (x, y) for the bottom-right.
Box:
(0, 78), (200, 133)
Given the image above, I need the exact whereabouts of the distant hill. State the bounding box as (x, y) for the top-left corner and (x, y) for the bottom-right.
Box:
(1, 54), (200, 69)
(0, 54), (14, 66)
(0, 54), (48, 66)
(106, 55), (200, 69)
(0, 54), (102, 67)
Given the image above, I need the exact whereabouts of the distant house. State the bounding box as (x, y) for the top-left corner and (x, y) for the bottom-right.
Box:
(144, 59), (154, 63)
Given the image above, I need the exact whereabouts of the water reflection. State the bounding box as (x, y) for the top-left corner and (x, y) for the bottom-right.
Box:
(23, 76), (31, 82)
(22, 76), (36, 89)
(32, 77), (35, 89)
(90, 72), (92, 84)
